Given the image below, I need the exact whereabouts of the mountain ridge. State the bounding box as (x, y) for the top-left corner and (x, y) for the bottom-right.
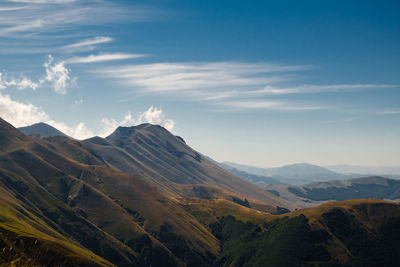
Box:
(265, 176), (400, 208)
(222, 161), (344, 185)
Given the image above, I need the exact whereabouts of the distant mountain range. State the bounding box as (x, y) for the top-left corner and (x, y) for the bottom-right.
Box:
(221, 162), (344, 185)
(265, 176), (400, 208)
(218, 162), (286, 186)
(221, 161), (400, 185)
(2, 119), (400, 266)
(324, 164), (400, 176)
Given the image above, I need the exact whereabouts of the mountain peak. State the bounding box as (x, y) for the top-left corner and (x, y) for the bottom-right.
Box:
(106, 123), (169, 140)
(18, 122), (67, 138)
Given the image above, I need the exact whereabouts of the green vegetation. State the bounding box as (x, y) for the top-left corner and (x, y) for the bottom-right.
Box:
(2, 119), (400, 266)
(211, 215), (331, 267)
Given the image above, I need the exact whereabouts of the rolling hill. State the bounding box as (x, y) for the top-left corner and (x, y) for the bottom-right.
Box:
(2, 118), (400, 266)
(265, 176), (400, 208)
(206, 199), (400, 266)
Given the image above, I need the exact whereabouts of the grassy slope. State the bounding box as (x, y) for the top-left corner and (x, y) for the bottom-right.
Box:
(3, 119), (400, 267)
(102, 124), (292, 212)
(0, 171), (114, 267)
(0, 119), (220, 266)
(28, 139), (219, 265)
(200, 199), (400, 267)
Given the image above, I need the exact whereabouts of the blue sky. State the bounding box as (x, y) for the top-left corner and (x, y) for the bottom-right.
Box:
(0, 0), (399, 167)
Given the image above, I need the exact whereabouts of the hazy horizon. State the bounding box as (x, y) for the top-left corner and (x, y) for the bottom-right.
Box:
(1, 0), (399, 167)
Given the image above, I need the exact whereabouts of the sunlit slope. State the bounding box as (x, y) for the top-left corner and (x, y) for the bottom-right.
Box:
(100, 124), (291, 211)
(0, 169), (123, 267)
(0, 118), (219, 266)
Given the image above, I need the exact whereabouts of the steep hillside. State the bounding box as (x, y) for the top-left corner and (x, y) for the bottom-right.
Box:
(0, 118), (216, 266)
(83, 124), (291, 211)
(0, 178), (114, 267)
(0, 119), (28, 153)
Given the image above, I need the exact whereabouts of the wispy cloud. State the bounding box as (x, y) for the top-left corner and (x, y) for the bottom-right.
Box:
(8, 0), (76, 3)
(68, 53), (144, 64)
(97, 60), (393, 112)
(377, 109), (400, 115)
(99, 62), (306, 95)
(219, 100), (328, 111)
(0, 19), (43, 36)
(64, 36), (113, 47)
(250, 84), (398, 95)
(0, 0), (156, 38)
(0, 6), (28, 12)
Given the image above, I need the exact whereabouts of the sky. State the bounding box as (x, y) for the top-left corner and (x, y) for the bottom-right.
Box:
(0, 0), (399, 167)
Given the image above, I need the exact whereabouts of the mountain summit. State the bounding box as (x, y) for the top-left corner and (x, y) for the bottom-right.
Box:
(18, 122), (67, 138)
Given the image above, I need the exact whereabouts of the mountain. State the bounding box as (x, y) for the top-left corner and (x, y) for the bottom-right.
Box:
(325, 164), (400, 176)
(265, 176), (400, 208)
(2, 118), (400, 266)
(218, 162), (286, 186)
(18, 122), (68, 138)
(223, 162), (343, 185)
(83, 124), (290, 211)
(0, 118), (287, 266)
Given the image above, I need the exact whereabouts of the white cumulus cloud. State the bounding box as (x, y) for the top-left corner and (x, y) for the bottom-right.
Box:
(43, 55), (73, 94)
(138, 106), (174, 131)
(0, 92), (93, 139)
(0, 72), (39, 91)
(0, 92), (49, 126)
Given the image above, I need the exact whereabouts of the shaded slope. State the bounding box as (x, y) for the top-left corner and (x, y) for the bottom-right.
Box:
(18, 122), (67, 138)
(207, 199), (400, 267)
